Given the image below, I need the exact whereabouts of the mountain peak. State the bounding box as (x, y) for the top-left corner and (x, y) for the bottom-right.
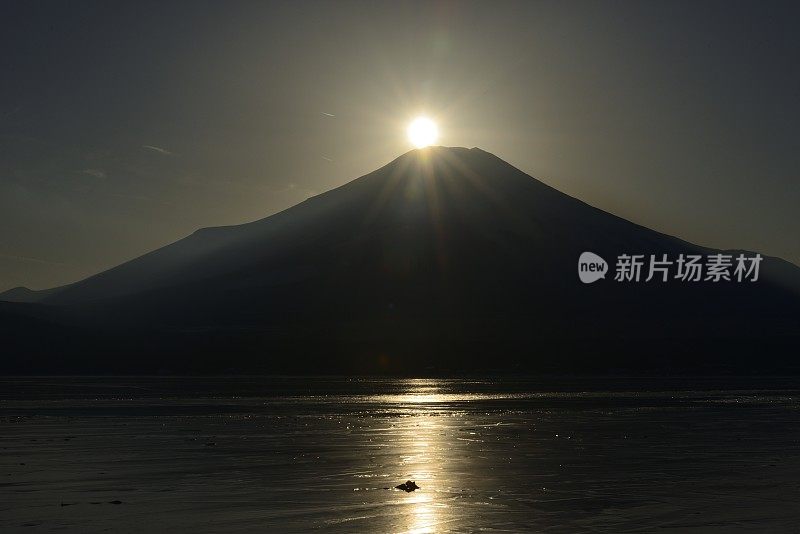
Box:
(359, 145), (540, 194)
(400, 145), (501, 163)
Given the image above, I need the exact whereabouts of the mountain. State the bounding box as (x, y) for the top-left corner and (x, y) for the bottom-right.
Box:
(0, 287), (40, 303)
(2, 147), (799, 374)
(0, 286), (61, 303)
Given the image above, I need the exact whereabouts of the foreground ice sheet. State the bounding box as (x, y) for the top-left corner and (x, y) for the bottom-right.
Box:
(2, 376), (800, 532)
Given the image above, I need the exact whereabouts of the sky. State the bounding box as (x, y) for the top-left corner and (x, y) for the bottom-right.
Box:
(1, 0), (799, 292)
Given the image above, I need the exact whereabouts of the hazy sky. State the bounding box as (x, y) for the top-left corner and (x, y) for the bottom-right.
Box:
(2, 0), (799, 291)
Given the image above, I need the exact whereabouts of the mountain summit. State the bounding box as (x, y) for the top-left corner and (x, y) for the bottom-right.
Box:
(2, 147), (799, 373)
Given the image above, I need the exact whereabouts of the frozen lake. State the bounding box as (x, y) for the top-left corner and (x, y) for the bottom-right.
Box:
(2, 376), (800, 532)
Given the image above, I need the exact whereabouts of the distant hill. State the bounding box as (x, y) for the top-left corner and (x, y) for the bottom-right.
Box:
(0, 287), (39, 303)
(2, 147), (799, 374)
(0, 286), (61, 303)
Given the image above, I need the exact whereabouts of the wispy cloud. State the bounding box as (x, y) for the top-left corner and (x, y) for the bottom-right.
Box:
(2, 105), (22, 118)
(321, 112), (335, 117)
(105, 191), (170, 205)
(0, 253), (66, 266)
(80, 168), (107, 179)
(142, 145), (173, 155)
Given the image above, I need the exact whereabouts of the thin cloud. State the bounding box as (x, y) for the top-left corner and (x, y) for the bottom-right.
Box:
(105, 191), (169, 205)
(2, 105), (22, 118)
(0, 253), (66, 266)
(80, 168), (107, 179)
(321, 112), (335, 117)
(142, 145), (173, 155)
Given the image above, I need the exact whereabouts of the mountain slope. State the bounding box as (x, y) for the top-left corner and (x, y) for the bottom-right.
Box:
(2, 147), (799, 374)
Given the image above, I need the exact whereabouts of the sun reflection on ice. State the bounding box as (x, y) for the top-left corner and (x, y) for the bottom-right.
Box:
(391, 379), (452, 533)
(407, 493), (439, 534)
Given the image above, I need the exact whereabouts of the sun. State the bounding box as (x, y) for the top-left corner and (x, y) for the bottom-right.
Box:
(407, 117), (439, 148)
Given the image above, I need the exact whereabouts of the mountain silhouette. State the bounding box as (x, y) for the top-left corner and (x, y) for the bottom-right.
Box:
(2, 147), (799, 374)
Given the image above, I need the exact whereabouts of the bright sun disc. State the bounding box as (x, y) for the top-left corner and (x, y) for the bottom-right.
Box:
(407, 117), (439, 148)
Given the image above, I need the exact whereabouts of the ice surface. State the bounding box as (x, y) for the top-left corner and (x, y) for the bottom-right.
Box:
(2, 376), (800, 532)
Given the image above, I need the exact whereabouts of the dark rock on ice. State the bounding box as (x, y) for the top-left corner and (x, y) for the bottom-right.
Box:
(396, 480), (419, 492)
